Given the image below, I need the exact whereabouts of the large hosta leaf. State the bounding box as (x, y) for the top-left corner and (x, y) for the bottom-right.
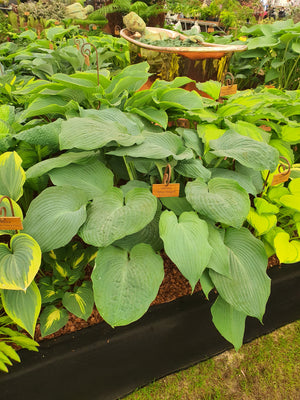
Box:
(59, 117), (144, 150)
(210, 130), (279, 172)
(1, 281), (41, 337)
(154, 88), (203, 110)
(79, 188), (157, 247)
(23, 186), (88, 252)
(92, 244), (164, 327)
(25, 150), (99, 180)
(210, 168), (258, 195)
(159, 211), (212, 290)
(175, 159), (211, 180)
(206, 223), (230, 277)
(16, 119), (62, 150)
(211, 296), (247, 351)
(186, 178), (250, 228)
(0, 233), (41, 291)
(108, 131), (193, 160)
(49, 160), (114, 199)
(209, 228), (270, 320)
(0, 152), (25, 201)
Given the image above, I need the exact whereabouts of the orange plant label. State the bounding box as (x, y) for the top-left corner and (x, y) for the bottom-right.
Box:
(0, 217), (23, 230)
(271, 170), (291, 186)
(152, 183), (180, 198)
(220, 84), (237, 96)
(84, 54), (90, 66)
(260, 125), (271, 132)
(207, 27), (214, 33)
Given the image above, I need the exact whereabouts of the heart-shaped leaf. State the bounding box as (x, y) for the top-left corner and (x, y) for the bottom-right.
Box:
(209, 227), (270, 320)
(274, 232), (300, 263)
(39, 305), (69, 337)
(92, 244), (164, 327)
(79, 188), (157, 247)
(62, 281), (94, 321)
(23, 186), (88, 252)
(0, 233), (41, 291)
(247, 208), (277, 236)
(186, 177), (250, 228)
(254, 197), (279, 214)
(0, 152), (25, 201)
(1, 281), (41, 337)
(159, 211), (212, 290)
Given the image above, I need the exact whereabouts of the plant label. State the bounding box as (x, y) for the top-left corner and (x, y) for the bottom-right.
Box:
(207, 27), (214, 33)
(0, 217), (23, 230)
(152, 183), (180, 198)
(271, 171), (291, 186)
(220, 84), (237, 96)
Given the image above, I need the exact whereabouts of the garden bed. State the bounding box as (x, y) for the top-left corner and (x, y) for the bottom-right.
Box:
(0, 262), (299, 400)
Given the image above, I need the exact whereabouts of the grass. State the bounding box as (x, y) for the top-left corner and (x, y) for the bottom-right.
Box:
(123, 320), (300, 400)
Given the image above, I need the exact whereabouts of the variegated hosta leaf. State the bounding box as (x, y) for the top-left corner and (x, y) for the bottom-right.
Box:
(211, 296), (247, 351)
(246, 207), (277, 236)
(186, 177), (250, 228)
(39, 305), (69, 337)
(159, 211), (212, 291)
(1, 281), (41, 337)
(49, 160), (114, 199)
(209, 227), (270, 321)
(274, 232), (300, 264)
(0, 152), (25, 201)
(0, 233), (41, 290)
(62, 281), (94, 321)
(79, 187), (157, 247)
(210, 130), (279, 172)
(59, 117), (144, 150)
(92, 244), (164, 327)
(23, 186), (88, 252)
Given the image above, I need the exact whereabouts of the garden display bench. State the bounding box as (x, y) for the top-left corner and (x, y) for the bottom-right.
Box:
(0, 263), (299, 400)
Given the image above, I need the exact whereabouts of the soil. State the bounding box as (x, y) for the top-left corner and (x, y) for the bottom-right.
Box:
(34, 253), (280, 343)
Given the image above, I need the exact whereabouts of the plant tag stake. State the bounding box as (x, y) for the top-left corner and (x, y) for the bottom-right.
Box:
(0, 196), (23, 231)
(271, 157), (291, 186)
(152, 164), (180, 198)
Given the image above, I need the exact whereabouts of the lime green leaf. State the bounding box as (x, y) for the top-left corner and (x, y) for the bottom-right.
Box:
(211, 296), (247, 351)
(0, 152), (25, 201)
(130, 107), (168, 129)
(1, 281), (41, 337)
(247, 207), (277, 236)
(0, 342), (20, 363)
(196, 80), (221, 100)
(79, 187), (157, 247)
(254, 197), (279, 214)
(23, 186), (88, 252)
(92, 244), (164, 327)
(280, 125), (300, 144)
(289, 178), (300, 195)
(49, 160), (114, 199)
(62, 281), (94, 321)
(274, 232), (300, 264)
(159, 211), (212, 290)
(186, 178), (250, 228)
(197, 124), (225, 153)
(39, 305), (69, 337)
(279, 194), (300, 212)
(210, 131), (279, 172)
(0, 233), (41, 291)
(209, 227), (270, 321)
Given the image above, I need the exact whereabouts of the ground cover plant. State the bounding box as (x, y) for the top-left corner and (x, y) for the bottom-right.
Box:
(0, 25), (299, 372)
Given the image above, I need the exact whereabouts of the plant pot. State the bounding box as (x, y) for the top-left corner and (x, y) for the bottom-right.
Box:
(0, 263), (299, 400)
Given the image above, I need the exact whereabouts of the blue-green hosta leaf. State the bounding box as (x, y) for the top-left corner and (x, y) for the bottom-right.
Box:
(0, 233), (41, 291)
(0, 152), (25, 201)
(26, 150), (99, 180)
(225, 120), (270, 143)
(51, 73), (100, 93)
(186, 177), (250, 228)
(108, 131), (193, 160)
(79, 187), (157, 247)
(210, 131), (279, 172)
(209, 227), (270, 320)
(211, 296), (247, 351)
(235, 163), (264, 194)
(175, 159), (211, 180)
(269, 139), (294, 166)
(176, 128), (203, 157)
(0, 105), (15, 124)
(246, 208), (277, 236)
(159, 211), (212, 290)
(113, 204), (163, 252)
(160, 197), (193, 216)
(206, 223), (230, 277)
(92, 244), (164, 327)
(210, 168), (258, 195)
(20, 96), (78, 120)
(49, 160), (113, 199)
(120, 180), (150, 196)
(274, 231), (300, 264)
(39, 305), (69, 337)
(129, 106), (168, 129)
(62, 281), (94, 321)
(1, 281), (41, 337)
(15, 119), (62, 150)
(246, 36), (279, 50)
(23, 186), (88, 252)
(59, 117), (144, 150)
(279, 125), (300, 144)
(154, 88), (203, 110)
(199, 269), (214, 298)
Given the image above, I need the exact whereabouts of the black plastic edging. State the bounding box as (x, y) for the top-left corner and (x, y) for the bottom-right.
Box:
(0, 263), (299, 400)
